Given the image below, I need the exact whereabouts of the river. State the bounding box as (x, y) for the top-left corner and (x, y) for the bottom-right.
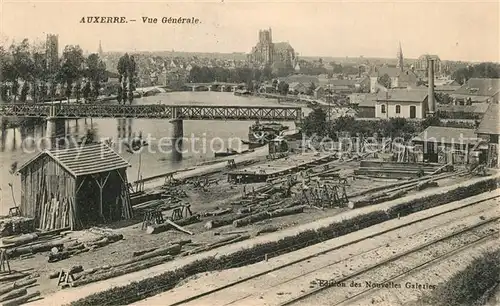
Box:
(0, 92), (306, 215)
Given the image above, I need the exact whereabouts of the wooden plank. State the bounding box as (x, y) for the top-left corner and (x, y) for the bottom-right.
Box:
(165, 219), (193, 235)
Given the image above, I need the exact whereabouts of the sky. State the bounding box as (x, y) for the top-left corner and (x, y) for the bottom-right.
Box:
(1, 0), (499, 62)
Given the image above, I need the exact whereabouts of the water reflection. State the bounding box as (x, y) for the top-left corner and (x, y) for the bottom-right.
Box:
(0, 92), (301, 214)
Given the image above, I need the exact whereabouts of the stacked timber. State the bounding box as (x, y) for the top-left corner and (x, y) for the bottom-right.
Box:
(348, 170), (466, 209)
(133, 199), (169, 212)
(233, 206), (305, 228)
(72, 243), (183, 287)
(0, 276), (40, 306)
(354, 161), (444, 179)
(146, 215), (200, 235)
(38, 197), (72, 231)
(182, 234), (250, 256)
(0, 218), (35, 238)
(204, 213), (252, 230)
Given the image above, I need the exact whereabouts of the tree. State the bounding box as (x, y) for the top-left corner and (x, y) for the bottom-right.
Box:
(86, 53), (107, 102)
(82, 81), (91, 103)
(59, 45), (84, 102)
(127, 55), (137, 104)
(421, 115), (441, 129)
(278, 81), (289, 95)
(377, 74), (391, 89)
(451, 63), (500, 85)
(74, 82), (82, 103)
(19, 82), (29, 102)
(117, 53), (132, 104)
(303, 108), (327, 137)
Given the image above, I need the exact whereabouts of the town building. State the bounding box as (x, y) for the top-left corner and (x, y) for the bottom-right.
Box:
(450, 78), (500, 104)
(369, 67), (419, 92)
(475, 103), (499, 168)
(248, 28), (295, 69)
(414, 54), (442, 77)
(327, 77), (370, 94)
(288, 82), (307, 95)
(412, 126), (479, 164)
(313, 86), (325, 99)
(349, 93), (377, 118)
(17, 143), (133, 230)
(375, 89), (429, 119)
(46, 34), (59, 74)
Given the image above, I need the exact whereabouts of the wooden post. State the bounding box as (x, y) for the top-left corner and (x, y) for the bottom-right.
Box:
(94, 173), (111, 220)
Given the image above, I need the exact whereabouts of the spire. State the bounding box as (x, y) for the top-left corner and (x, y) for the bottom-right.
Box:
(397, 42), (404, 72)
(98, 40), (103, 57)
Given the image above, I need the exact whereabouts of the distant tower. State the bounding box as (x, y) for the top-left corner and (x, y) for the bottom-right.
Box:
(98, 40), (103, 57)
(45, 34), (59, 74)
(397, 42), (404, 72)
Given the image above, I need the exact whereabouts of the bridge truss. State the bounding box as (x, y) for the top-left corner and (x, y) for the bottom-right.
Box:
(0, 104), (302, 121)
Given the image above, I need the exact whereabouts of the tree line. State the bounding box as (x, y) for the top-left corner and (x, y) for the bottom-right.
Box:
(0, 39), (138, 104)
(301, 108), (474, 141)
(451, 62), (500, 85)
(187, 66), (274, 85)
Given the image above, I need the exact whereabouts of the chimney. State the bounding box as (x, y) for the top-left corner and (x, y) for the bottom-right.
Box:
(427, 58), (435, 116)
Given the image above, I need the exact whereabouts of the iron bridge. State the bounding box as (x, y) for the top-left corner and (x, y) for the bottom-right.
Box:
(0, 104), (302, 121)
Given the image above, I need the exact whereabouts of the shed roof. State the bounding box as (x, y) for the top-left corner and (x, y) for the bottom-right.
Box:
(18, 143), (131, 177)
(412, 126), (479, 145)
(476, 103), (500, 135)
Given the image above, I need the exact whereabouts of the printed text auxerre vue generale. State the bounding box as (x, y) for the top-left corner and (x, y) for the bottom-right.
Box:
(79, 17), (201, 24)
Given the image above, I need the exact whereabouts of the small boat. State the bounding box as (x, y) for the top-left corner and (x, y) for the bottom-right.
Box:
(215, 148), (239, 158)
(241, 139), (267, 148)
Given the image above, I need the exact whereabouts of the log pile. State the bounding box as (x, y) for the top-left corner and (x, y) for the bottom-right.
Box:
(233, 206), (305, 228)
(146, 215), (200, 235)
(47, 230), (123, 263)
(161, 187), (188, 202)
(0, 218), (35, 238)
(181, 234), (250, 256)
(0, 275), (40, 306)
(348, 170), (467, 209)
(72, 243), (184, 287)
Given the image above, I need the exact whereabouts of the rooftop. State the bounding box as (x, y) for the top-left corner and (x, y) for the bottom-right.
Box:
(376, 89), (428, 102)
(412, 126), (479, 145)
(18, 143), (131, 177)
(476, 103), (500, 135)
(453, 78), (500, 97)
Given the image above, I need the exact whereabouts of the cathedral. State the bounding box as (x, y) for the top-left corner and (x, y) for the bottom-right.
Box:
(248, 28), (295, 70)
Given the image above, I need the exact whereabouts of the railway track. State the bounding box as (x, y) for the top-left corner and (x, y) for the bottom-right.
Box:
(280, 217), (499, 306)
(155, 193), (499, 306)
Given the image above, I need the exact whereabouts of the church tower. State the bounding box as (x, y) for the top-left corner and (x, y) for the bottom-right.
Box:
(98, 40), (103, 57)
(397, 42), (404, 72)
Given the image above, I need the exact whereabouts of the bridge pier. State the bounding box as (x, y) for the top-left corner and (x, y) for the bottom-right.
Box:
(46, 117), (66, 150)
(170, 118), (183, 162)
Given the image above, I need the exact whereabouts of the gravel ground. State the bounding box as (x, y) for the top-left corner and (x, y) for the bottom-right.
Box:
(136, 196), (499, 306)
(347, 239), (500, 306)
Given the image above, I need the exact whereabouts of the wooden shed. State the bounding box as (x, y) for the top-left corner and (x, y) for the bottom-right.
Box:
(17, 143), (133, 230)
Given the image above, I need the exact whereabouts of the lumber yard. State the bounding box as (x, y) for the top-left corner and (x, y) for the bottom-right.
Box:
(0, 129), (496, 306)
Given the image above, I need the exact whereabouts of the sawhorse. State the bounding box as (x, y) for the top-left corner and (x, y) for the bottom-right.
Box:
(57, 269), (75, 288)
(171, 204), (193, 221)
